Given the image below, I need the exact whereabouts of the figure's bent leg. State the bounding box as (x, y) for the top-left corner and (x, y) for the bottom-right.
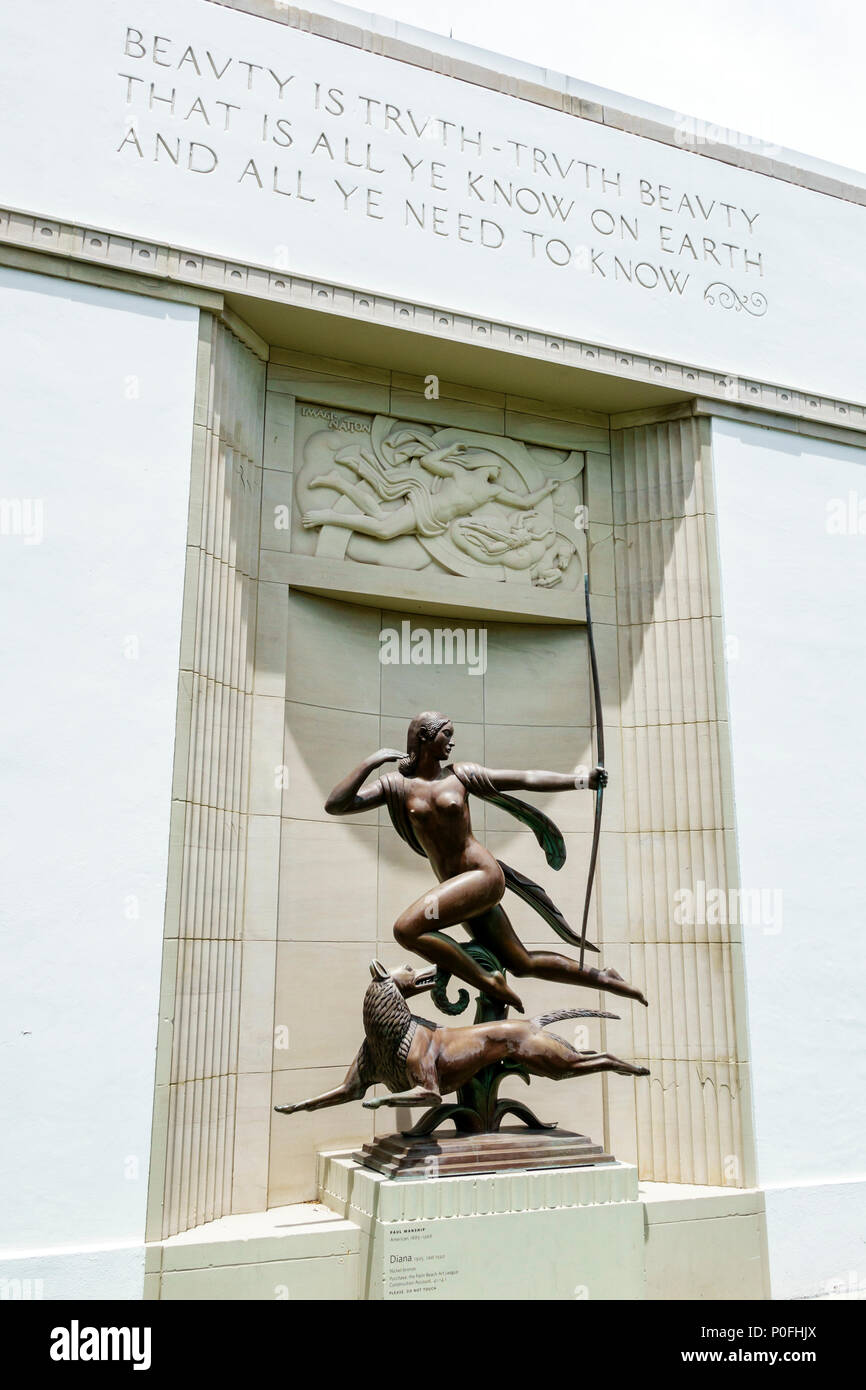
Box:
(393, 874), (524, 1013)
(301, 505), (415, 539)
(585, 968), (649, 1008)
(309, 471), (385, 517)
(470, 904), (648, 1006)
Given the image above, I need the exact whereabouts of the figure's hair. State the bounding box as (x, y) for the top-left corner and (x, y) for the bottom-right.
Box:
(399, 711), (450, 776)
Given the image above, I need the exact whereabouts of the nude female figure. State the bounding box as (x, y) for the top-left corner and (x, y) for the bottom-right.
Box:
(302, 440), (560, 540)
(325, 712), (648, 1016)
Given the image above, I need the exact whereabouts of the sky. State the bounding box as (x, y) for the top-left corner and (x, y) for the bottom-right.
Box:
(344, 0), (865, 174)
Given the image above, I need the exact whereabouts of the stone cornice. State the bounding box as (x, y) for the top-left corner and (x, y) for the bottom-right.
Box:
(2, 202), (865, 445)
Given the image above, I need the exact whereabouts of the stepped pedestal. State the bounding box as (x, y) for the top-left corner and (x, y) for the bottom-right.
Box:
(353, 1126), (613, 1178)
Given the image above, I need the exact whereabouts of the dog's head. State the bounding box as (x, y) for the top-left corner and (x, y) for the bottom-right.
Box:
(368, 959), (436, 998)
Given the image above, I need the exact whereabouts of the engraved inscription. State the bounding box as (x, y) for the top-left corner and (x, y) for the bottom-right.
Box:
(112, 25), (769, 315)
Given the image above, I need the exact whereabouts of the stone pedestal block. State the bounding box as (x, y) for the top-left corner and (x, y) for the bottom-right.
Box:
(319, 1151), (644, 1301)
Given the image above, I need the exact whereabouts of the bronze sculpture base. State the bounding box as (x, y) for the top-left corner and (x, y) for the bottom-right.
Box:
(353, 1126), (614, 1179)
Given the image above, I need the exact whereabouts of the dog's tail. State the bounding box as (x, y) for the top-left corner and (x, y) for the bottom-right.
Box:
(533, 1007), (619, 1029)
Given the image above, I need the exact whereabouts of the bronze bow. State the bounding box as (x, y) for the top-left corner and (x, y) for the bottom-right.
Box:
(579, 572), (605, 970)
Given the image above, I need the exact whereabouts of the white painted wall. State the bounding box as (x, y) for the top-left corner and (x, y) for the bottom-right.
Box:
(0, 268), (198, 1298)
(712, 418), (866, 1298)
(0, 0), (864, 402)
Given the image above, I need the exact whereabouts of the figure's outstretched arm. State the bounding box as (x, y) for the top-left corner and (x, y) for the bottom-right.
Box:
(324, 749), (403, 815)
(496, 479), (559, 508)
(274, 1052), (369, 1114)
(417, 446), (459, 477)
(481, 765), (608, 793)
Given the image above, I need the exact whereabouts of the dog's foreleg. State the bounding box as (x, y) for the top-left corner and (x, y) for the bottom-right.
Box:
(362, 1085), (442, 1111)
(275, 1051), (369, 1114)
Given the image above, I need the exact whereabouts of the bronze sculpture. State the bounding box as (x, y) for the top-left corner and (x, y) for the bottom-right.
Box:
(275, 960), (649, 1117)
(275, 576), (649, 1168)
(322, 712), (647, 1016)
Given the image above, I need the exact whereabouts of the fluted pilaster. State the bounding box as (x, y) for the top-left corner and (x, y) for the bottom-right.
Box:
(148, 315), (265, 1239)
(608, 416), (754, 1187)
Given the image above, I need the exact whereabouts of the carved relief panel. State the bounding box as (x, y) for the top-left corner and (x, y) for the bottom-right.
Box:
(291, 406), (586, 591)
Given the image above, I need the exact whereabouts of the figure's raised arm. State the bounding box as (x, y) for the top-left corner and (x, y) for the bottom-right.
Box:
(324, 749), (403, 815)
(496, 478), (560, 509)
(480, 764), (608, 793)
(418, 443), (468, 477)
